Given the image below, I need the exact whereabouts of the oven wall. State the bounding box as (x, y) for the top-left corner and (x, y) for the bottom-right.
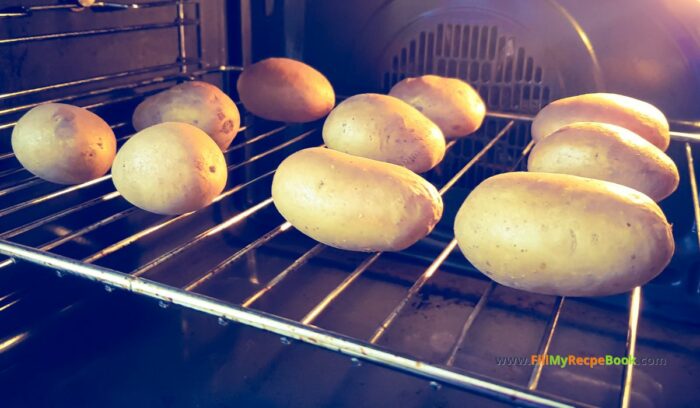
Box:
(282, 0), (700, 120)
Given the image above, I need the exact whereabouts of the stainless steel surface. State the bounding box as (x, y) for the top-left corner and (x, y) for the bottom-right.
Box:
(619, 287), (642, 408)
(176, 0), (188, 73)
(528, 297), (565, 390)
(687, 143), (700, 246)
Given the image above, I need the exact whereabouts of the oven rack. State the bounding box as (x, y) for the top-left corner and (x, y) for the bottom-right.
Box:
(1, 1), (699, 405)
(0, 1), (190, 19)
(0, 75), (698, 407)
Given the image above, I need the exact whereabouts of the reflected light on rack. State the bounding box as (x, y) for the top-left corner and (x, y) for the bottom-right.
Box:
(0, 298), (20, 313)
(0, 332), (28, 354)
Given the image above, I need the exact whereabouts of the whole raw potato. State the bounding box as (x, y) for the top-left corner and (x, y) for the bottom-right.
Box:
(112, 122), (227, 215)
(11, 103), (116, 184)
(132, 81), (240, 150)
(237, 57), (335, 123)
(322, 93), (446, 173)
(271, 147), (443, 252)
(454, 172), (674, 297)
(528, 122), (679, 201)
(531, 93), (670, 150)
(389, 75), (486, 138)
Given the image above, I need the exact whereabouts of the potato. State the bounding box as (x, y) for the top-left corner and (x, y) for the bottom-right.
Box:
(237, 57), (335, 123)
(11, 103), (116, 185)
(112, 122), (227, 215)
(528, 122), (679, 201)
(132, 81), (240, 150)
(272, 147), (443, 252)
(322, 93), (446, 173)
(532, 93), (670, 150)
(389, 75), (485, 138)
(454, 172), (674, 296)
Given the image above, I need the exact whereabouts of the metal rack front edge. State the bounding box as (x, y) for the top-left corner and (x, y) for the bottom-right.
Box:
(0, 238), (578, 408)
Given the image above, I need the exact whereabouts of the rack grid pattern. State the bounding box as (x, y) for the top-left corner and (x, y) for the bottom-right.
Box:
(0, 2), (699, 408)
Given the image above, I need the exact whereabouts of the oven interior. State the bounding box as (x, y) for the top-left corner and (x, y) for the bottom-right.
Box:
(0, 1), (699, 407)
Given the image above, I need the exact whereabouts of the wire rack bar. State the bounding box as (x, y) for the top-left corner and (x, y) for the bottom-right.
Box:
(81, 169), (275, 265)
(438, 121), (516, 194)
(0, 207), (139, 270)
(0, 175), (38, 192)
(301, 252), (384, 325)
(0, 191), (121, 240)
(486, 112), (700, 143)
(176, 0), (188, 73)
(0, 20), (198, 45)
(527, 297), (566, 390)
(226, 129), (318, 172)
(240, 243), (326, 307)
(132, 198), (275, 277)
(0, 175), (112, 218)
(0, 178), (45, 197)
(370, 239), (459, 344)
(619, 287), (642, 408)
(0, 63), (218, 117)
(686, 143), (700, 246)
(0, 62), (189, 101)
(184, 221), (293, 291)
(0, 240), (575, 408)
(0, 167), (30, 180)
(445, 281), (496, 366)
(1, 85), (160, 133)
(0, 1), (190, 18)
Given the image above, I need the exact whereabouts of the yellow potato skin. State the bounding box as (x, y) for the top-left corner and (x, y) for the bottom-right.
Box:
(272, 147), (443, 252)
(237, 57), (335, 123)
(389, 75), (485, 138)
(528, 122), (679, 201)
(531, 93), (670, 151)
(132, 81), (240, 150)
(322, 93), (446, 173)
(454, 172), (674, 297)
(12, 103), (116, 185)
(112, 122), (227, 215)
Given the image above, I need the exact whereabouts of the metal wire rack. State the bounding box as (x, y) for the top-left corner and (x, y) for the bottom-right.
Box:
(0, 91), (698, 407)
(1, 2), (699, 408)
